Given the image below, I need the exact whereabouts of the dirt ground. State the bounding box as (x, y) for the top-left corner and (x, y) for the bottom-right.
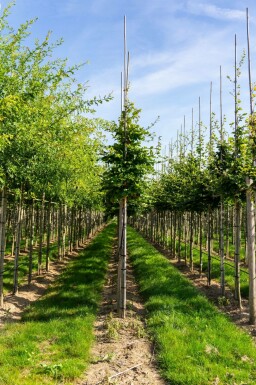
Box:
(0, 249), (81, 325)
(153, 242), (256, 342)
(0, 232), (256, 385)
(78, 247), (167, 385)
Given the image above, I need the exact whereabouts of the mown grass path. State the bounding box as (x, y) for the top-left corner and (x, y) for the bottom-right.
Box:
(128, 226), (256, 385)
(0, 222), (116, 385)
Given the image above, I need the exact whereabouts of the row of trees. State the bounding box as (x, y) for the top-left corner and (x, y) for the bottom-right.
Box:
(0, 4), (110, 203)
(0, 4), (110, 305)
(130, 18), (256, 323)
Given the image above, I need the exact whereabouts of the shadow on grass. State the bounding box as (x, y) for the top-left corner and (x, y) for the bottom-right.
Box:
(128, 227), (256, 385)
(128, 237), (217, 318)
(22, 224), (115, 323)
(3, 243), (60, 293)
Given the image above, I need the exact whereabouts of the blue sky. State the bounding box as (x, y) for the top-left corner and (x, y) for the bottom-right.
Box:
(2, 0), (256, 148)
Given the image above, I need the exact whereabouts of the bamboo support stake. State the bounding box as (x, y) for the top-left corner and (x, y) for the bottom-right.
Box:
(0, 188), (7, 307)
(233, 33), (242, 307)
(117, 15), (129, 318)
(246, 7), (256, 324)
(219, 65), (225, 297)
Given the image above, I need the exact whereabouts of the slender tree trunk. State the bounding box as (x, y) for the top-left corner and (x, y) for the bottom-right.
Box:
(117, 202), (123, 310)
(58, 204), (62, 259)
(246, 180), (256, 324)
(199, 212), (203, 275)
(69, 207), (75, 252)
(234, 200), (242, 307)
(184, 212), (188, 266)
(118, 197), (127, 318)
(28, 200), (35, 285)
(219, 201), (225, 296)
(189, 211), (194, 271)
(62, 204), (67, 258)
(0, 187), (7, 307)
(38, 193), (45, 275)
(177, 212), (181, 263)
(207, 208), (212, 286)
(225, 206), (230, 258)
(45, 201), (51, 272)
(13, 195), (23, 295)
(173, 212), (177, 258)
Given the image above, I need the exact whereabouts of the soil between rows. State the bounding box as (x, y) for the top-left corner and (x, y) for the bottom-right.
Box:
(78, 244), (167, 385)
(151, 241), (256, 342)
(0, 228), (255, 384)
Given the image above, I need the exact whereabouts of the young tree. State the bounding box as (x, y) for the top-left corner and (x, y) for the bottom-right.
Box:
(102, 101), (155, 317)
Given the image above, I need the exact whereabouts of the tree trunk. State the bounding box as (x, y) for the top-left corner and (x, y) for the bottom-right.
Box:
(13, 196), (23, 295)
(246, 180), (256, 324)
(207, 208), (212, 286)
(58, 204), (62, 259)
(45, 201), (52, 272)
(189, 211), (194, 271)
(117, 197), (127, 318)
(28, 200), (35, 285)
(38, 194), (45, 275)
(177, 212), (182, 263)
(199, 212), (203, 275)
(234, 200), (242, 307)
(184, 212), (188, 266)
(225, 206), (230, 258)
(219, 201), (225, 296)
(0, 188), (7, 307)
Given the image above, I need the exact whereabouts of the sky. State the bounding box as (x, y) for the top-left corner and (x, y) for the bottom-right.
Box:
(2, 0), (256, 148)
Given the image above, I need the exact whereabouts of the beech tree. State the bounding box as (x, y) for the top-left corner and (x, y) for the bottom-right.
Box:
(102, 100), (155, 317)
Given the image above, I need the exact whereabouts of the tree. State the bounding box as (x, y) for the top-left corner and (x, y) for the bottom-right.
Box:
(102, 100), (155, 317)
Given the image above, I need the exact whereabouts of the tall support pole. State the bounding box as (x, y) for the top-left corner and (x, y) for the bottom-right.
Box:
(233, 34), (242, 307)
(118, 15), (129, 318)
(246, 8), (256, 324)
(198, 97), (203, 275)
(207, 82), (213, 286)
(219, 65), (225, 296)
(209, 81), (213, 149)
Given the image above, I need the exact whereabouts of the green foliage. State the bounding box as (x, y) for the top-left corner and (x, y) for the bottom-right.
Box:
(102, 101), (156, 215)
(0, 2), (111, 208)
(0, 222), (116, 384)
(128, 226), (256, 385)
(153, 153), (219, 213)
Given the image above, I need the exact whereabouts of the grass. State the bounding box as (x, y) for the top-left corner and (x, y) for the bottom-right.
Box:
(3, 242), (59, 293)
(157, 233), (249, 298)
(128, 226), (256, 385)
(178, 242), (249, 298)
(0, 222), (116, 385)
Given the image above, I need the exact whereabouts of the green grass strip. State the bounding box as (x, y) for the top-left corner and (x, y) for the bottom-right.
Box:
(128, 226), (256, 385)
(178, 243), (249, 298)
(0, 222), (116, 385)
(3, 242), (59, 293)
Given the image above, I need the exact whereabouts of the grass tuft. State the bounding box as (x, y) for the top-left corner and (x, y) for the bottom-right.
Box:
(0, 222), (116, 385)
(128, 226), (256, 385)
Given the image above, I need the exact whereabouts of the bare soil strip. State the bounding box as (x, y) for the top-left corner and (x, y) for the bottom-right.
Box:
(79, 249), (167, 385)
(2, 228), (255, 384)
(0, 232), (100, 326)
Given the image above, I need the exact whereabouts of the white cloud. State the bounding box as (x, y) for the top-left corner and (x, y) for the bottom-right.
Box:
(187, 1), (245, 21)
(130, 30), (233, 97)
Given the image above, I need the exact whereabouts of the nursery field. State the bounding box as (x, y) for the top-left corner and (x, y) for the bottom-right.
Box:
(1, 224), (256, 385)
(1, 3), (256, 385)
(0, 223), (116, 385)
(128, 226), (256, 385)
